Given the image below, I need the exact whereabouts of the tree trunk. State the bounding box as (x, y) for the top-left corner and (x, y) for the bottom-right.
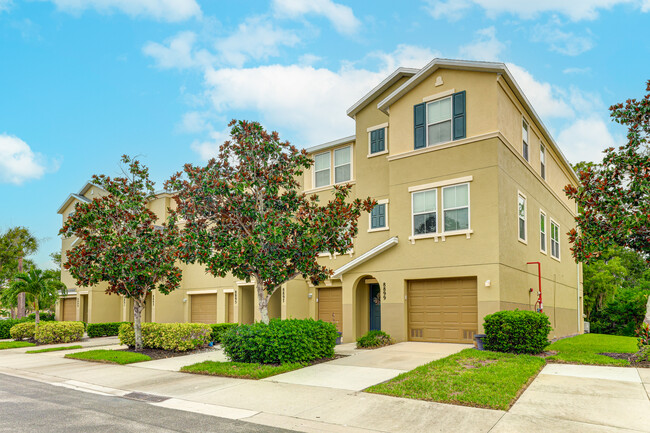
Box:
(256, 282), (272, 324)
(17, 256), (25, 319)
(644, 295), (650, 326)
(35, 298), (40, 326)
(133, 297), (145, 351)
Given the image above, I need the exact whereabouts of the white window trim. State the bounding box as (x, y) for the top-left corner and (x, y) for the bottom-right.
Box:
(422, 88), (455, 103)
(411, 188), (438, 239)
(539, 209), (547, 255)
(426, 95), (453, 148)
(368, 199), (389, 232)
(550, 218), (561, 261)
(522, 118), (529, 162)
(518, 191), (528, 244)
(333, 145), (353, 185)
(367, 124), (388, 157)
(408, 176), (473, 193)
(441, 183), (471, 234)
(313, 150), (331, 189)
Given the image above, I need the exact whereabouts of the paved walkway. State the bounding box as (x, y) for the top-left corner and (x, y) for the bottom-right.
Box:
(1, 339), (649, 432)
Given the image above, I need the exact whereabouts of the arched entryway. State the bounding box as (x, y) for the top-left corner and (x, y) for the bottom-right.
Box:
(354, 276), (382, 339)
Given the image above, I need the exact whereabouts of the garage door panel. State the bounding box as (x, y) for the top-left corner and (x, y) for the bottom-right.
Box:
(319, 288), (342, 332)
(408, 277), (477, 344)
(62, 298), (76, 321)
(191, 294), (217, 324)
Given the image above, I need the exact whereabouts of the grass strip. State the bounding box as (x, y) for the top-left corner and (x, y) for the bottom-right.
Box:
(546, 333), (638, 366)
(0, 341), (36, 350)
(181, 361), (304, 380)
(366, 348), (545, 411)
(65, 349), (151, 365)
(26, 345), (83, 353)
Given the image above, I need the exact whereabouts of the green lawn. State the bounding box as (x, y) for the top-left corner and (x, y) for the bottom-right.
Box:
(181, 361), (304, 380)
(0, 341), (36, 350)
(26, 345), (83, 353)
(546, 333), (638, 366)
(65, 350), (151, 365)
(366, 349), (546, 410)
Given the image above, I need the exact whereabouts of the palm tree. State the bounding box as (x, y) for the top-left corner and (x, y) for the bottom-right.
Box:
(7, 268), (67, 325)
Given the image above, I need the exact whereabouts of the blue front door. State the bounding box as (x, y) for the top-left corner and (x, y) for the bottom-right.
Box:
(369, 284), (381, 331)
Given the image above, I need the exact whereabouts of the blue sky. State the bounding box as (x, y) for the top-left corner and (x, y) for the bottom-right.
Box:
(1, 0), (649, 269)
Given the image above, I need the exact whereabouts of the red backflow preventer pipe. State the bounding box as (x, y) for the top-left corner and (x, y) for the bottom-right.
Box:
(527, 261), (543, 313)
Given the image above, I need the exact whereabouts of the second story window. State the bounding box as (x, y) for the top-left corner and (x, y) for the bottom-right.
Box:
(550, 220), (560, 260)
(412, 189), (437, 235)
(370, 128), (386, 154)
(334, 146), (351, 183)
(442, 183), (469, 232)
(314, 152), (330, 188)
(427, 97), (452, 146)
(540, 144), (546, 180)
(518, 193), (527, 243)
(540, 211), (547, 254)
(522, 119), (529, 162)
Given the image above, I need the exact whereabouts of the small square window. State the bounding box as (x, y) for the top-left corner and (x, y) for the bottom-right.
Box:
(370, 203), (387, 229)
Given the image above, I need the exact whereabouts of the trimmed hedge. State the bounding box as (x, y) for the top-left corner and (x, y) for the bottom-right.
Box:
(118, 323), (212, 352)
(483, 310), (552, 354)
(210, 323), (238, 343)
(222, 318), (338, 364)
(10, 322), (36, 341)
(34, 321), (85, 344)
(357, 330), (393, 348)
(26, 313), (55, 322)
(87, 322), (129, 338)
(0, 318), (31, 339)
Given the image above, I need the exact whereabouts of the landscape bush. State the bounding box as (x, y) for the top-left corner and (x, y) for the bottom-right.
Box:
(0, 318), (30, 339)
(483, 310), (552, 354)
(636, 322), (650, 348)
(10, 322), (36, 341)
(209, 323), (238, 343)
(34, 321), (85, 344)
(590, 289), (650, 336)
(118, 322), (212, 352)
(221, 318), (338, 364)
(87, 322), (129, 338)
(357, 330), (393, 348)
(26, 312), (55, 322)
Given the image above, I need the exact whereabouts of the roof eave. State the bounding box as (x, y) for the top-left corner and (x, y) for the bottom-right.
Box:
(305, 135), (356, 155)
(331, 236), (398, 278)
(346, 67), (420, 119)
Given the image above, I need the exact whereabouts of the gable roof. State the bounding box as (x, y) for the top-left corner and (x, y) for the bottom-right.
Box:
(377, 58), (579, 184)
(331, 236), (398, 279)
(305, 135), (355, 155)
(56, 181), (106, 215)
(346, 67), (419, 118)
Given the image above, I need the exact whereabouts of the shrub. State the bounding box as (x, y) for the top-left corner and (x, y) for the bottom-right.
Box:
(10, 322), (36, 341)
(209, 323), (238, 343)
(636, 322), (650, 348)
(633, 345), (650, 363)
(222, 318), (338, 364)
(35, 321), (85, 344)
(357, 330), (393, 348)
(591, 289), (650, 336)
(0, 318), (30, 339)
(87, 322), (129, 338)
(483, 310), (552, 354)
(26, 313), (55, 322)
(118, 322), (212, 352)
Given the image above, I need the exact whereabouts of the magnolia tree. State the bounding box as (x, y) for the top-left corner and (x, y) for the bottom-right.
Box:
(565, 80), (649, 262)
(60, 156), (181, 350)
(167, 120), (374, 323)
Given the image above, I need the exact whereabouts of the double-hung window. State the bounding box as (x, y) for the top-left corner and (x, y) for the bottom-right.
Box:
(369, 128), (386, 154)
(427, 97), (452, 146)
(334, 146), (351, 184)
(442, 183), (469, 232)
(370, 201), (388, 230)
(314, 152), (331, 188)
(522, 119), (529, 162)
(550, 220), (560, 260)
(540, 211), (547, 254)
(540, 144), (546, 180)
(518, 193), (527, 242)
(412, 189), (437, 235)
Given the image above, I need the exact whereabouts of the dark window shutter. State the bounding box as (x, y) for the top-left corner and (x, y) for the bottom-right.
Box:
(378, 204), (385, 227)
(370, 130), (378, 153)
(452, 91), (466, 140)
(414, 103), (426, 149)
(378, 128), (385, 152)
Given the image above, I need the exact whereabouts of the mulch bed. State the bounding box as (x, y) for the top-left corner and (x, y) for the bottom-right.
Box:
(118, 346), (218, 360)
(599, 351), (650, 368)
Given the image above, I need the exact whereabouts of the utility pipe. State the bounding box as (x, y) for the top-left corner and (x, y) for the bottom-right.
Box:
(527, 261), (542, 313)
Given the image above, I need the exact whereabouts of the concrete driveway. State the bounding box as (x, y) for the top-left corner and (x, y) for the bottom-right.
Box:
(263, 342), (471, 391)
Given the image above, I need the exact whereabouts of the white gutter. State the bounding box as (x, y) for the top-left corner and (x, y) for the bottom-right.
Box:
(331, 236), (398, 279)
(305, 135), (356, 155)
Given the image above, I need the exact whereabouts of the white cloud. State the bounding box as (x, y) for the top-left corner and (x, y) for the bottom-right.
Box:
(43, 0), (201, 22)
(0, 0), (12, 13)
(458, 26), (506, 61)
(532, 19), (594, 56)
(371, 44), (440, 71)
(563, 67), (591, 74)
(215, 17), (300, 67)
(190, 129), (231, 161)
(426, 0), (646, 21)
(272, 0), (361, 35)
(506, 63), (574, 119)
(0, 134), (52, 185)
(142, 31), (214, 69)
(557, 117), (621, 163)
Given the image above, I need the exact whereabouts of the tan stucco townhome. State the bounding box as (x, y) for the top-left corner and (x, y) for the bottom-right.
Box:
(56, 59), (583, 343)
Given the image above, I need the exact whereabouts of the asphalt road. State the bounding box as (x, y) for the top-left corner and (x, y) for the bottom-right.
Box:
(0, 374), (294, 433)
